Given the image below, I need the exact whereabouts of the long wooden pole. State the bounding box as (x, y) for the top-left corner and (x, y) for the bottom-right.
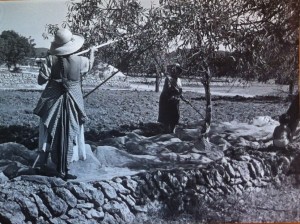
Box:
(75, 31), (147, 56)
(83, 70), (120, 99)
(75, 39), (119, 56)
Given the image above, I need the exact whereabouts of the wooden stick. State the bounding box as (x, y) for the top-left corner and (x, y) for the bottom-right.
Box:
(32, 154), (40, 168)
(83, 69), (120, 98)
(75, 39), (119, 56)
(75, 32), (143, 56)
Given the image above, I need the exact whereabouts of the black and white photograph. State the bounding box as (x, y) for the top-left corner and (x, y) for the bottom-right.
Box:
(0, 0), (299, 223)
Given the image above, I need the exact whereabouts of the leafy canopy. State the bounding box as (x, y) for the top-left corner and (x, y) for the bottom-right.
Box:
(64, 0), (162, 73)
(0, 30), (36, 69)
(230, 0), (299, 85)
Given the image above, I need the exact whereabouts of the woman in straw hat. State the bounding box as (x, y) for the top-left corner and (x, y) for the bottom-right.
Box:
(34, 28), (96, 180)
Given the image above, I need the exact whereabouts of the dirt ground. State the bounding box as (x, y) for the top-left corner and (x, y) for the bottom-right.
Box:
(0, 87), (291, 149)
(0, 87), (290, 149)
(0, 88), (290, 130)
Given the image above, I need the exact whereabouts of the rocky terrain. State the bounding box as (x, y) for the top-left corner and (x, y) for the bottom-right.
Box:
(1, 84), (300, 223)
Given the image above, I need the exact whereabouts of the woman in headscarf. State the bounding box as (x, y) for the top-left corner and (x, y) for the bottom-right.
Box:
(158, 63), (183, 133)
(34, 28), (96, 180)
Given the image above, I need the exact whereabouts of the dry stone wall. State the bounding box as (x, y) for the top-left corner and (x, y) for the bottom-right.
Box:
(0, 72), (38, 87)
(0, 147), (297, 224)
(0, 70), (130, 89)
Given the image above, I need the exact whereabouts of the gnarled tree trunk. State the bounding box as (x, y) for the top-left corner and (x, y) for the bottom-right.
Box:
(155, 72), (160, 92)
(201, 70), (212, 139)
(195, 68), (212, 151)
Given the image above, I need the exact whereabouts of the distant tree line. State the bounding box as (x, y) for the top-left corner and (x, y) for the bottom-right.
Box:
(0, 30), (36, 72)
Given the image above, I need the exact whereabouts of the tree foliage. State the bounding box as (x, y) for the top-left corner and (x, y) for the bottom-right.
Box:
(63, 0), (167, 74)
(231, 0), (299, 92)
(0, 30), (36, 70)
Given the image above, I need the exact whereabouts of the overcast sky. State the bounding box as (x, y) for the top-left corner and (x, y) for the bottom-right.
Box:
(0, 0), (159, 48)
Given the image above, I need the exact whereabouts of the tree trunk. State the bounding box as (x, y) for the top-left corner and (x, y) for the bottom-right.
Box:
(289, 79), (295, 96)
(13, 63), (17, 71)
(201, 73), (212, 138)
(195, 70), (212, 151)
(155, 72), (160, 92)
(7, 63), (11, 71)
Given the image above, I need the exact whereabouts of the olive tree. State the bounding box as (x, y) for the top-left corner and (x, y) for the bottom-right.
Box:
(155, 0), (242, 140)
(0, 30), (36, 71)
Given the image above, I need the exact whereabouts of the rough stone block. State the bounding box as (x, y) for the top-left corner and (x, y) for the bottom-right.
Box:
(66, 183), (88, 200)
(32, 194), (52, 220)
(103, 200), (135, 223)
(97, 181), (117, 199)
(67, 208), (82, 219)
(0, 200), (26, 224)
(55, 188), (77, 208)
(39, 188), (68, 217)
(107, 180), (131, 195)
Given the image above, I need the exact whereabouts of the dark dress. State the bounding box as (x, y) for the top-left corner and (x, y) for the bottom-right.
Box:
(158, 76), (182, 129)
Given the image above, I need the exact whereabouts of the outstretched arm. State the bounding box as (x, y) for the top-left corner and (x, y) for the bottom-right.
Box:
(80, 47), (98, 75)
(89, 46), (97, 70)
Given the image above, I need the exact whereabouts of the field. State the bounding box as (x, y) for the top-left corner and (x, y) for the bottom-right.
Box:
(1, 79), (299, 223)
(0, 83), (290, 147)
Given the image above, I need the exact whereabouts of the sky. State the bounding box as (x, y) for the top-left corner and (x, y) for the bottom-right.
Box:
(0, 0), (159, 48)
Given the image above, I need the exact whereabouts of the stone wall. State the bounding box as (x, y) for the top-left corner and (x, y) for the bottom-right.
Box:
(0, 147), (296, 224)
(0, 70), (130, 89)
(0, 72), (38, 87)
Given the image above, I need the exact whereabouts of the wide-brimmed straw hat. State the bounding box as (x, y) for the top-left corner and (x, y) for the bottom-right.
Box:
(49, 28), (84, 56)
